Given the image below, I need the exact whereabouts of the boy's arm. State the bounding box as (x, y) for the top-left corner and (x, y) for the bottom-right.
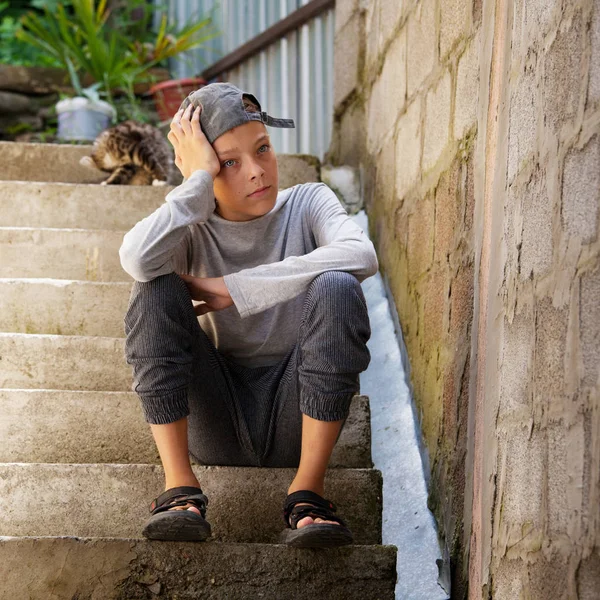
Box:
(222, 183), (378, 318)
(119, 169), (215, 282)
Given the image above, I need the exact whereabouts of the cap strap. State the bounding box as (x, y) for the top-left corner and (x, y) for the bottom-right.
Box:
(260, 111), (295, 128)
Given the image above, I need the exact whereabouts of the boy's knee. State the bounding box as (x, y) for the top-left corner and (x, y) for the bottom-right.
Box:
(308, 271), (362, 300)
(124, 272), (192, 333)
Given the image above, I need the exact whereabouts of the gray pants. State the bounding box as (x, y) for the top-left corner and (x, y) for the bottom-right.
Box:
(123, 270), (371, 468)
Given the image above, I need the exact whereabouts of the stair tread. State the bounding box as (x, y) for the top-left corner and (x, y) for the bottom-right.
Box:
(0, 537), (397, 599)
(0, 462), (382, 544)
(0, 390), (372, 468)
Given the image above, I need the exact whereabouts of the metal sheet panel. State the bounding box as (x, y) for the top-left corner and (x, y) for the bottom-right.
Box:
(159, 0), (334, 159)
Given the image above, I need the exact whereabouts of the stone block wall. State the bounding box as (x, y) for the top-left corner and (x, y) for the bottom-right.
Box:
(327, 0), (599, 598)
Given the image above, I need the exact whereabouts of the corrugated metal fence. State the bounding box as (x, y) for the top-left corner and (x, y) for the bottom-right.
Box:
(159, 0), (335, 159)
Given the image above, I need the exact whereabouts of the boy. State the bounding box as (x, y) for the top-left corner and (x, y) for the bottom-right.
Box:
(119, 82), (378, 547)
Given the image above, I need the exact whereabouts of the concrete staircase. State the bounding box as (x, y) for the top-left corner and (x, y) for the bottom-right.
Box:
(0, 141), (398, 599)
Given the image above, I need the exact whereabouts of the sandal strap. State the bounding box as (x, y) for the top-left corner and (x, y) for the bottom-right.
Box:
(150, 485), (208, 518)
(282, 490), (343, 529)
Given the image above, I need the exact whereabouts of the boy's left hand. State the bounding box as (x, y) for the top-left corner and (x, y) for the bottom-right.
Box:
(177, 273), (233, 315)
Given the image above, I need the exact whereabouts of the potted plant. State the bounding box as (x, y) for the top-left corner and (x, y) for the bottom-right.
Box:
(16, 0), (220, 140)
(115, 0), (221, 122)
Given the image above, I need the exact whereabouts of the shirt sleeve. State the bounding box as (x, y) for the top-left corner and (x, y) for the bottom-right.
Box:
(118, 169), (216, 282)
(222, 182), (379, 318)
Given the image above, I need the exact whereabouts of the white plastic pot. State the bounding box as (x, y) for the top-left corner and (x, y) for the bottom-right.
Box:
(56, 96), (117, 141)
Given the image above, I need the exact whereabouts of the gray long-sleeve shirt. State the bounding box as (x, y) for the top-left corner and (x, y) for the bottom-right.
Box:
(119, 169), (379, 368)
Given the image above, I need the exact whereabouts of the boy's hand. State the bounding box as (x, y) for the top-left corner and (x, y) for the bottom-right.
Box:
(177, 273), (234, 315)
(168, 104), (221, 180)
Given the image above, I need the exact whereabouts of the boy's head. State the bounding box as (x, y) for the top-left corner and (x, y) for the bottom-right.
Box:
(178, 83), (295, 222)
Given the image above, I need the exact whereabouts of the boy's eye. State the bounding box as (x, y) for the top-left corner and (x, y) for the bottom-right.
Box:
(222, 145), (270, 167)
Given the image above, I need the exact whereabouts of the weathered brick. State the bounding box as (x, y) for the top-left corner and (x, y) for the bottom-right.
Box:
(336, 100), (366, 167)
(588, 3), (600, 107)
(334, 12), (361, 108)
(464, 151), (475, 238)
(581, 266), (600, 389)
(423, 70), (452, 170)
(450, 261), (474, 339)
(395, 100), (421, 199)
(374, 132), (397, 218)
(367, 27), (407, 152)
(492, 560), (526, 600)
(513, 0), (557, 56)
(547, 418), (584, 538)
(440, 0), (471, 59)
(499, 312), (534, 419)
(335, 0), (359, 34)
(577, 551), (600, 600)
(527, 550), (570, 599)
(544, 11), (585, 134)
(562, 135), (600, 244)
(421, 264), (449, 355)
(406, 0), (436, 97)
(407, 192), (434, 279)
(508, 64), (538, 182)
(365, 0), (381, 75)
(500, 425), (545, 530)
(454, 32), (480, 139)
(380, 0), (404, 48)
(520, 168), (553, 279)
(534, 298), (567, 418)
(434, 161), (460, 263)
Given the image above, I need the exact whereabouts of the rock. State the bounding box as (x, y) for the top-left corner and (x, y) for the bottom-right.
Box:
(321, 164), (363, 214)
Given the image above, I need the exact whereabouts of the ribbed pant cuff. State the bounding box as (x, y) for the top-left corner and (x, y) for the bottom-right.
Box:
(299, 392), (354, 422)
(139, 387), (189, 425)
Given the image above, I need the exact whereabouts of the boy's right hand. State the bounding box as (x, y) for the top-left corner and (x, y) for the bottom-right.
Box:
(168, 104), (221, 181)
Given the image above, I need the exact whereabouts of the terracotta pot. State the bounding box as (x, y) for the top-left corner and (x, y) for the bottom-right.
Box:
(149, 77), (208, 122)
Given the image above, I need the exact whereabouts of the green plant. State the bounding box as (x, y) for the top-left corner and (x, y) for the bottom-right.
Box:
(108, 0), (222, 71)
(15, 0), (221, 121)
(0, 1), (66, 66)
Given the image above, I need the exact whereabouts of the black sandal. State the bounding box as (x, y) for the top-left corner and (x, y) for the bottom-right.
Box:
(280, 490), (354, 548)
(142, 485), (212, 541)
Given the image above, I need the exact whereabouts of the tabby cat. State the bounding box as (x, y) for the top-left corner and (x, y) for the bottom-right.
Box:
(79, 120), (175, 186)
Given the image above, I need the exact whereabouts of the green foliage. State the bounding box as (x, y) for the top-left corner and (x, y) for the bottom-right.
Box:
(0, 1), (65, 66)
(14, 0), (221, 122)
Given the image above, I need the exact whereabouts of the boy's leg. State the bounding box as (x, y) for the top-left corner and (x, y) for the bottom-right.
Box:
(262, 271), (372, 506)
(123, 272), (259, 497)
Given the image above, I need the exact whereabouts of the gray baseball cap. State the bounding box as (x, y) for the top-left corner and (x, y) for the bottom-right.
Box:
(177, 82), (295, 144)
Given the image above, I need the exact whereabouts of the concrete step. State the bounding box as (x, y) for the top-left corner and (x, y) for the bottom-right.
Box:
(0, 180), (164, 230)
(0, 227), (128, 281)
(0, 141), (319, 186)
(0, 537), (397, 599)
(0, 390), (372, 469)
(0, 462), (382, 545)
(0, 278), (131, 337)
(0, 332), (128, 390)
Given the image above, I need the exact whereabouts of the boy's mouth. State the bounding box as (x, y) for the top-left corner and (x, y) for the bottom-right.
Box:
(248, 185), (271, 197)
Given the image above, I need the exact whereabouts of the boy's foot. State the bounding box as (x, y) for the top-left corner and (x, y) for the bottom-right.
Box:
(289, 502), (342, 528)
(163, 483), (203, 515)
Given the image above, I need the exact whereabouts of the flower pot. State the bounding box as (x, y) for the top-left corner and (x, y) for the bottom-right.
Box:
(56, 96), (116, 141)
(149, 77), (208, 122)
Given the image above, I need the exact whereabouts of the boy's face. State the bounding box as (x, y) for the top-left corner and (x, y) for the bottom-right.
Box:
(211, 121), (279, 221)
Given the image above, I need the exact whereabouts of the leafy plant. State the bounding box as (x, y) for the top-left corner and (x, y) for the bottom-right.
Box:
(0, 1), (65, 66)
(15, 0), (221, 121)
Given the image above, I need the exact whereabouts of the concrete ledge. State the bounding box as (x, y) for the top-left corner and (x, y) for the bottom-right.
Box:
(0, 332), (130, 390)
(0, 181), (165, 230)
(0, 228), (128, 281)
(0, 537), (397, 599)
(0, 279), (131, 337)
(0, 390), (373, 469)
(0, 463), (383, 545)
(0, 141), (320, 186)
